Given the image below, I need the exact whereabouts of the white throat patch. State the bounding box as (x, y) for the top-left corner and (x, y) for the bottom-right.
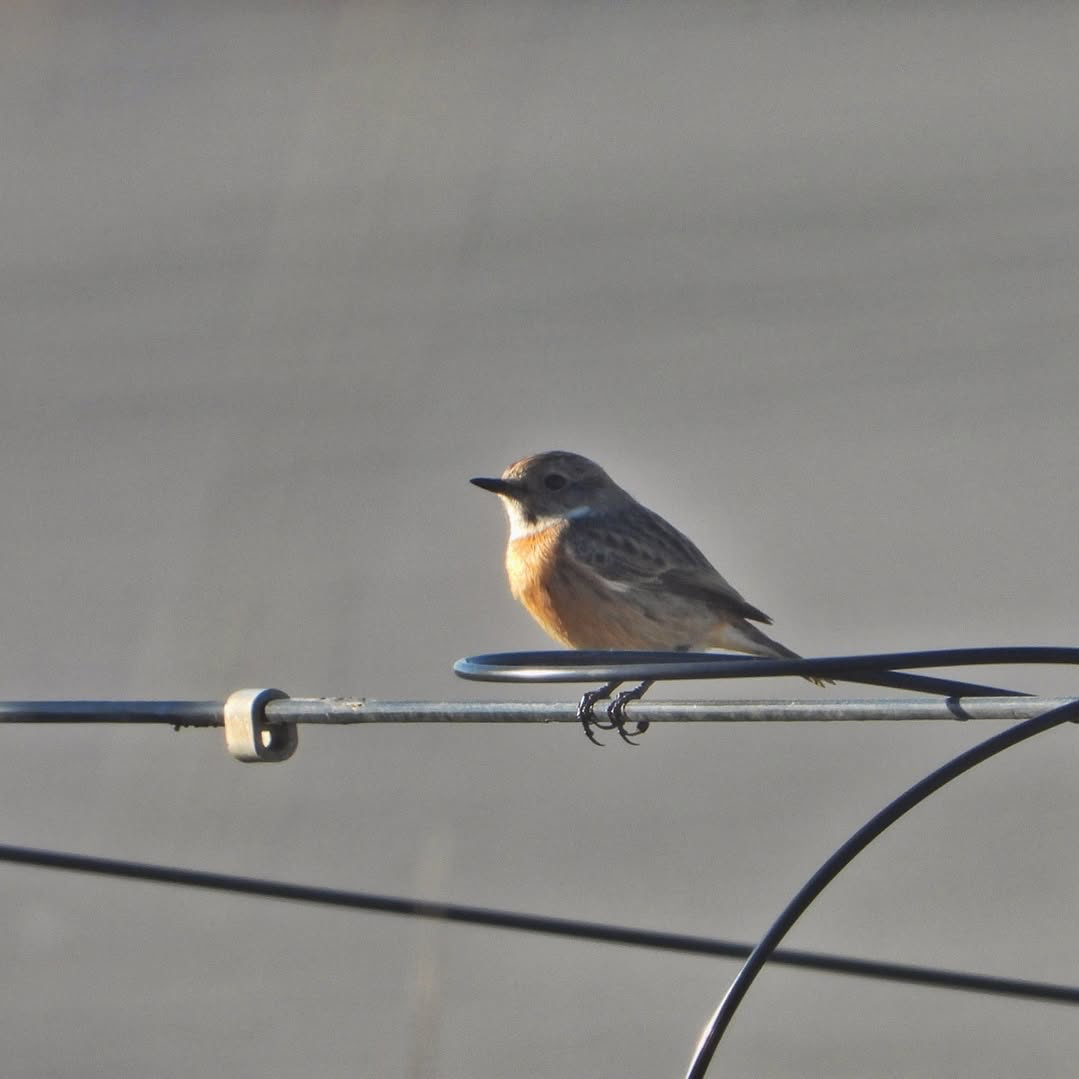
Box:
(506, 503), (593, 539)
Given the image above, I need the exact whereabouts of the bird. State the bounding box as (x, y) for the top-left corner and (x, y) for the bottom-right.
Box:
(470, 450), (827, 744)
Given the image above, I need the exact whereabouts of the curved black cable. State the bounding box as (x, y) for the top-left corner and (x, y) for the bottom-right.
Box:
(0, 841), (1075, 1007)
(684, 697), (1079, 1079)
(457, 646), (1079, 684)
(456, 646), (1079, 697)
(461, 648), (1079, 1073)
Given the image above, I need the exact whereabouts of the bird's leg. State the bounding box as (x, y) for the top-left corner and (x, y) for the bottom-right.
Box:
(576, 680), (622, 745)
(607, 679), (655, 744)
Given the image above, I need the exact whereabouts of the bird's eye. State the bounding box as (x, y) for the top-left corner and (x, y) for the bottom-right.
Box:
(544, 473), (567, 490)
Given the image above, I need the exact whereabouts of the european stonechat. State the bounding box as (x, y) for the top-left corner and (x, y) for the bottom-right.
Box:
(471, 450), (826, 744)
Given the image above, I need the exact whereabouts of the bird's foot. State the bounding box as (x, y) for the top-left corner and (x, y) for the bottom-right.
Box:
(606, 679), (654, 745)
(576, 681), (621, 746)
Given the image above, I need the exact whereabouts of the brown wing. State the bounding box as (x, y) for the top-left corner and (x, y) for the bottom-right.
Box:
(659, 567), (773, 624)
(562, 505), (773, 625)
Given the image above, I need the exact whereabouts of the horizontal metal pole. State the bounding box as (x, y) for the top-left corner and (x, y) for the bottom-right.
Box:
(0, 697), (1073, 726)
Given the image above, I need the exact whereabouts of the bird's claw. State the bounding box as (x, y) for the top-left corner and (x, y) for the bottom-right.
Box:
(607, 693), (650, 745)
(577, 682), (619, 746)
(605, 679), (655, 745)
(577, 679), (653, 746)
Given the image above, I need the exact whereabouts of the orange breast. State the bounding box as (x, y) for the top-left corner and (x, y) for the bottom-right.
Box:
(506, 524), (578, 646)
(505, 522), (693, 649)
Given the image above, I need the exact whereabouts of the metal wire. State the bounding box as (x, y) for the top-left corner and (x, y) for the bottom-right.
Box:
(455, 645), (1079, 696)
(684, 696), (1079, 1079)
(0, 697), (1072, 726)
(4, 644), (1077, 1076)
(1, 646), (1075, 729)
(455, 645), (1079, 684)
(0, 841), (1075, 1007)
(456, 647), (1079, 1073)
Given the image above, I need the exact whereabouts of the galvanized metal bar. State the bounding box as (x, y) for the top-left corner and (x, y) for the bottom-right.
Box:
(0, 696), (1072, 726)
(271, 697), (1075, 724)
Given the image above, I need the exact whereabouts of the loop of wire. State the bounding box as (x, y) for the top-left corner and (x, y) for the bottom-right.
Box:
(459, 645), (1079, 1076)
(455, 645), (1079, 696)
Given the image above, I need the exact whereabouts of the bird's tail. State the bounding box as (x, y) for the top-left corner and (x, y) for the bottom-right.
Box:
(707, 619), (832, 687)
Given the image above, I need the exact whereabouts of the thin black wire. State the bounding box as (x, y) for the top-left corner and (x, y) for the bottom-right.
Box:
(684, 697), (1079, 1079)
(0, 841), (1075, 1006)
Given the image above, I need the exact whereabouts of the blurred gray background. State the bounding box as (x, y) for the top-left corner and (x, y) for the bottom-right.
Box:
(2, 2), (1078, 1076)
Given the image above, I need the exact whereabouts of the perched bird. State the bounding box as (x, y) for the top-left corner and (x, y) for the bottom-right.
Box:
(471, 451), (826, 744)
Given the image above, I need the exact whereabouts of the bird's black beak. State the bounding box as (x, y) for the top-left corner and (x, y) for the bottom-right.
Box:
(470, 476), (516, 496)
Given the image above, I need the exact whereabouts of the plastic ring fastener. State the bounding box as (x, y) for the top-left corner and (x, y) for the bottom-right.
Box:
(223, 688), (297, 762)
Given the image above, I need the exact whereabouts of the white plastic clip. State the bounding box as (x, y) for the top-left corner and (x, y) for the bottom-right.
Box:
(223, 688), (297, 763)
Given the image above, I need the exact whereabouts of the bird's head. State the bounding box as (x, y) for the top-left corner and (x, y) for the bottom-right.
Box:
(471, 451), (624, 536)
